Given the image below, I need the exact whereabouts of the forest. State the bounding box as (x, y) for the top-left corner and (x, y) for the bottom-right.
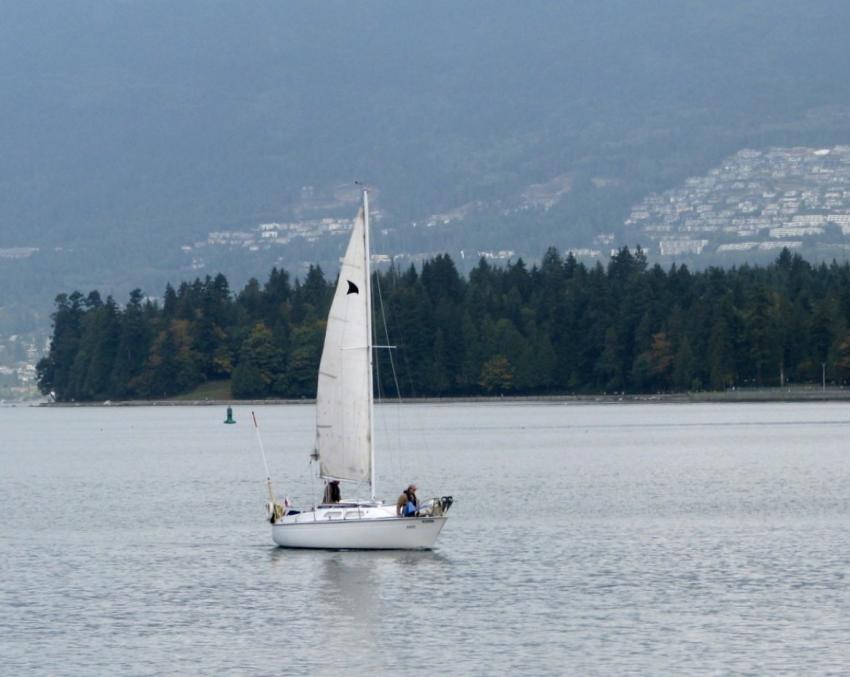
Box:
(36, 247), (850, 401)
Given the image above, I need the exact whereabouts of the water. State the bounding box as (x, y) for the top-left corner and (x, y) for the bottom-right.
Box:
(3, 401), (850, 675)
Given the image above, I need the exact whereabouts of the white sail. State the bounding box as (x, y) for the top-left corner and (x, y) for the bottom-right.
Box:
(315, 205), (372, 484)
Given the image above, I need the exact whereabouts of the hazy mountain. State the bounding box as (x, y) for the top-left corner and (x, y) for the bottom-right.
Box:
(3, 1), (850, 338)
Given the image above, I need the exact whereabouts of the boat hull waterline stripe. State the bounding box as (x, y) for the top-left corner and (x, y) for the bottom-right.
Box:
(273, 516), (448, 550)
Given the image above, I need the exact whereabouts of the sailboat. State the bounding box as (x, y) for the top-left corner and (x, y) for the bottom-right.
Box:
(267, 188), (453, 549)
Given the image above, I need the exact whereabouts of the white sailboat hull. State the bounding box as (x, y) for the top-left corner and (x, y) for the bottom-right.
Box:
(272, 515), (448, 550)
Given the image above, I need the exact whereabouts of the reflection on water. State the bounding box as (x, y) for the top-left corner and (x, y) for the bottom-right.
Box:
(264, 547), (452, 671)
(3, 402), (850, 674)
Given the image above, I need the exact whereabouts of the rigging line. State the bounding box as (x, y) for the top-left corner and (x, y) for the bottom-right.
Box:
(375, 268), (425, 485)
(374, 269), (404, 483)
(387, 272), (431, 488)
(373, 271), (392, 480)
(383, 270), (424, 486)
(372, 277), (386, 402)
(385, 263), (419, 399)
(370, 265), (393, 498)
(374, 304), (393, 488)
(375, 270), (404, 407)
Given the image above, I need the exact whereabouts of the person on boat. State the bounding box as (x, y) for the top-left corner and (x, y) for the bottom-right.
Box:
(396, 484), (418, 517)
(323, 480), (341, 504)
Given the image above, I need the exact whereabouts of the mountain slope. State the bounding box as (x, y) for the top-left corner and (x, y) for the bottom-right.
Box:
(3, 1), (850, 335)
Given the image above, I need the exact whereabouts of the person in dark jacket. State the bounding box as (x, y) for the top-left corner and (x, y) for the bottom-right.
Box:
(323, 480), (341, 504)
(396, 484), (418, 517)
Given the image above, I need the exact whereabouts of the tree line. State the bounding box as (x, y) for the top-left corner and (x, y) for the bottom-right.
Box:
(36, 247), (850, 401)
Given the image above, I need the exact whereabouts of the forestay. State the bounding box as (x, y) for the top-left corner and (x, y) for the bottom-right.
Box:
(315, 207), (372, 484)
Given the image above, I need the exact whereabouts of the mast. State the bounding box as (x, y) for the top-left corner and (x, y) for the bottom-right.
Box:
(363, 188), (376, 500)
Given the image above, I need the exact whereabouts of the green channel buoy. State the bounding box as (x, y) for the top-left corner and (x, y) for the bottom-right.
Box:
(224, 406), (236, 424)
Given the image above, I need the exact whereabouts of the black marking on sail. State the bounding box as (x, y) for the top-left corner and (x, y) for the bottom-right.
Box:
(346, 280), (359, 295)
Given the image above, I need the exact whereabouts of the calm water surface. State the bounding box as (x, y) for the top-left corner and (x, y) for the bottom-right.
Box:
(2, 401), (850, 675)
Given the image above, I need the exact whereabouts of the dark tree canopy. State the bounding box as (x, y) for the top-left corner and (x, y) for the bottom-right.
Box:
(36, 248), (850, 401)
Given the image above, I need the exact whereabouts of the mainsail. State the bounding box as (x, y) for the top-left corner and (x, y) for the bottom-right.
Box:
(315, 203), (373, 485)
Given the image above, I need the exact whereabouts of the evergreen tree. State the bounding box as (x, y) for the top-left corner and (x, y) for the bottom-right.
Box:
(233, 323), (285, 398)
(146, 326), (182, 398)
(111, 289), (151, 398)
(596, 327), (624, 391)
(708, 315), (734, 390)
(81, 297), (121, 399)
(231, 361), (267, 399)
(37, 292), (86, 398)
(429, 329), (451, 394)
(285, 321), (324, 397)
(672, 335), (697, 391)
(163, 284), (178, 319)
(459, 312), (482, 392)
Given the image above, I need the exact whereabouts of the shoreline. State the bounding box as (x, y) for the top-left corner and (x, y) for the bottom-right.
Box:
(28, 388), (850, 407)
